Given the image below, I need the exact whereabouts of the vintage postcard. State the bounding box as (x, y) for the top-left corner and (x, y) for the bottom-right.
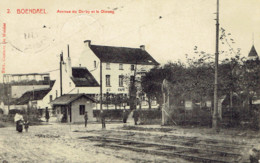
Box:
(0, 0), (260, 162)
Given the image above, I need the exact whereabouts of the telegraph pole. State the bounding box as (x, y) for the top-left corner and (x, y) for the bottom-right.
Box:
(213, 0), (220, 130)
(60, 51), (63, 96)
(100, 60), (103, 111)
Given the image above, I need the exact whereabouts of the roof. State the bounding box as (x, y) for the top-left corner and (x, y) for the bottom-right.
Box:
(248, 45), (258, 57)
(50, 94), (95, 105)
(89, 45), (159, 65)
(71, 67), (99, 87)
(14, 88), (51, 105)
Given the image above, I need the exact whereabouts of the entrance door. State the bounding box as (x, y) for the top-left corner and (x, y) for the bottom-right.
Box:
(61, 106), (67, 123)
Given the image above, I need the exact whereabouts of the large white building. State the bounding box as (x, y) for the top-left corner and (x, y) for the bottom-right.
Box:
(78, 40), (159, 109)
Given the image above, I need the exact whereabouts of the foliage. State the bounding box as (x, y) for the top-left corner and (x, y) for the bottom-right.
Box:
(141, 27), (260, 112)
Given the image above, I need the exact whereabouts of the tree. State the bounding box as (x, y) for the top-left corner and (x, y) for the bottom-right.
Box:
(141, 66), (164, 109)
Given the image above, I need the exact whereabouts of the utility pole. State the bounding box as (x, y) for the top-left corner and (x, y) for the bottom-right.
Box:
(60, 51), (63, 96)
(100, 60), (103, 111)
(213, 0), (220, 130)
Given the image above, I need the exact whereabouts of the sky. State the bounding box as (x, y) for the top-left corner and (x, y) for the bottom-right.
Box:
(0, 0), (259, 79)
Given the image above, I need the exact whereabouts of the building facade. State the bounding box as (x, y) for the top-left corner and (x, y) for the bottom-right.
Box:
(77, 40), (160, 109)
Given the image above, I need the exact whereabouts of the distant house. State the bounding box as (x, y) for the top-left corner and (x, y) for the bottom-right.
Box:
(78, 40), (159, 109)
(50, 94), (96, 123)
(1, 73), (54, 114)
(3, 88), (52, 115)
(2, 73), (53, 99)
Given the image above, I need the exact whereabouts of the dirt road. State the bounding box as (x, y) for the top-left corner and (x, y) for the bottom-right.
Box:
(0, 123), (188, 163)
(1, 122), (259, 162)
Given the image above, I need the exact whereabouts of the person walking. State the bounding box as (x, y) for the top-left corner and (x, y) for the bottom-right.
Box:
(84, 111), (88, 127)
(100, 110), (106, 129)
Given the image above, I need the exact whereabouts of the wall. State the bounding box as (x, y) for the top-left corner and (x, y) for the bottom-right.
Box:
(101, 63), (155, 94)
(77, 43), (100, 82)
(70, 87), (99, 95)
(71, 97), (95, 123)
(43, 64), (76, 109)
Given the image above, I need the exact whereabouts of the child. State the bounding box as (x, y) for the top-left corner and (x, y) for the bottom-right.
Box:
(24, 120), (29, 132)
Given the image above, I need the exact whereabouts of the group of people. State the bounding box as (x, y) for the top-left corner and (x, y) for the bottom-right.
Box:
(83, 109), (139, 129)
(83, 110), (106, 129)
(14, 113), (29, 132)
(14, 109), (50, 133)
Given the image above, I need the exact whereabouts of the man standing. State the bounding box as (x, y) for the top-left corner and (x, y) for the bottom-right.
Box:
(45, 108), (50, 122)
(122, 109), (128, 123)
(100, 110), (106, 129)
(133, 109), (139, 125)
(84, 111), (88, 127)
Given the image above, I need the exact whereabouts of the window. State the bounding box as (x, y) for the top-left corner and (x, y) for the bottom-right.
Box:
(131, 64), (135, 71)
(119, 63), (123, 70)
(106, 63), (110, 69)
(94, 60), (97, 68)
(69, 82), (71, 87)
(79, 105), (85, 115)
(119, 75), (124, 87)
(55, 90), (58, 98)
(49, 95), (53, 102)
(106, 75), (111, 87)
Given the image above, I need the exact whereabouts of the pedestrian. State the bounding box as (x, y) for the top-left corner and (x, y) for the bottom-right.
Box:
(122, 109), (128, 123)
(100, 110), (106, 129)
(133, 109), (139, 125)
(14, 112), (24, 132)
(24, 120), (29, 132)
(45, 108), (50, 122)
(84, 111), (88, 127)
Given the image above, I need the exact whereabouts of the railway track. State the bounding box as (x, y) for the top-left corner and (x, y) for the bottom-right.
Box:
(78, 129), (251, 163)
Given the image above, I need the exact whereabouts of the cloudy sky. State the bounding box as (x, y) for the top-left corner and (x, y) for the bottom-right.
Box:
(0, 0), (259, 78)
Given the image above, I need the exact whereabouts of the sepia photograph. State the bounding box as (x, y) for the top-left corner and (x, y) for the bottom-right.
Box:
(0, 0), (260, 162)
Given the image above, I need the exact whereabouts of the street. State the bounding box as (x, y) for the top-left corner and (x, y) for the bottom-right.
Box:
(0, 122), (259, 162)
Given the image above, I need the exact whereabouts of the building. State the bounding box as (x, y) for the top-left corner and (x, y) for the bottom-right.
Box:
(248, 45), (259, 60)
(50, 94), (96, 123)
(246, 45), (260, 106)
(3, 73), (52, 99)
(45, 45), (100, 102)
(11, 88), (52, 114)
(78, 40), (159, 109)
(0, 73), (54, 114)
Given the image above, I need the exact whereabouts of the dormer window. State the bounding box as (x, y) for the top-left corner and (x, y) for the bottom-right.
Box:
(119, 63), (123, 70)
(106, 63), (110, 70)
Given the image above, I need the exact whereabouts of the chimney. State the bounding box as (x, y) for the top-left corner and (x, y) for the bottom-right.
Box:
(140, 45), (145, 51)
(84, 40), (91, 47)
(67, 45), (72, 77)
